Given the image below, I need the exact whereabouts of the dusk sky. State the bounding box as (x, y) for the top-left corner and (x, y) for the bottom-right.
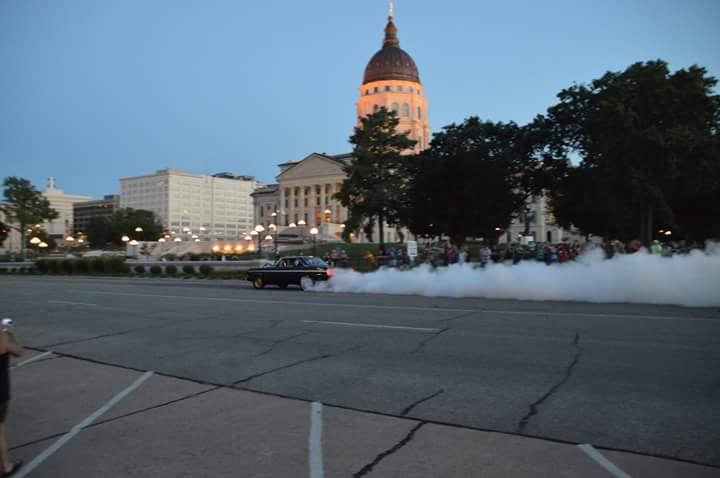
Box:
(2, 0), (719, 199)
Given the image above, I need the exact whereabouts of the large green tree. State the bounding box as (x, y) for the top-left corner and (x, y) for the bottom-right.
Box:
(0, 177), (59, 259)
(337, 109), (416, 254)
(109, 208), (163, 246)
(544, 60), (720, 242)
(405, 118), (535, 245)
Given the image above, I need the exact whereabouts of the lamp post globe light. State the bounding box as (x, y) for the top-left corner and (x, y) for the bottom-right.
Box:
(310, 227), (319, 256)
(298, 219), (306, 226)
(135, 226), (143, 233)
(121, 235), (130, 243)
(29, 237), (41, 245)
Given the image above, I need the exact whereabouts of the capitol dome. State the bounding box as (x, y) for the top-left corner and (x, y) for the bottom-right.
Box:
(362, 18), (420, 85)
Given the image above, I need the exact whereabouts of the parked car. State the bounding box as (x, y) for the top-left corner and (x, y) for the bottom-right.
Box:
(246, 256), (332, 290)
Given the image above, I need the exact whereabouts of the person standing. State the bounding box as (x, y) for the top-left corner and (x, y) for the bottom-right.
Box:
(0, 320), (24, 477)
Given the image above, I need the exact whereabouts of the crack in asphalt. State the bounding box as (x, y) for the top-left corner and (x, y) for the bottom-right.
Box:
(232, 354), (330, 385)
(252, 331), (313, 358)
(232, 344), (363, 385)
(229, 319), (282, 339)
(9, 385), (224, 452)
(401, 389), (445, 416)
(352, 422), (427, 477)
(517, 332), (582, 433)
(411, 327), (449, 353)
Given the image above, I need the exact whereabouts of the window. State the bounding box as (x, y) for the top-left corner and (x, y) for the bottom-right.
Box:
(304, 213), (309, 224)
(397, 85), (403, 92)
(547, 231), (553, 243)
(304, 187), (310, 196)
(315, 185), (321, 195)
(294, 187), (300, 196)
(315, 197), (320, 206)
(285, 188), (291, 196)
(408, 87), (414, 93)
(365, 89), (369, 95)
(373, 87), (379, 93)
(373, 104), (380, 113)
(304, 198), (308, 207)
(391, 103), (399, 112)
(417, 106), (422, 120)
(385, 85), (392, 92)
(294, 214), (299, 224)
(284, 199), (289, 209)
(294, 199), (298, 208)
(402, 103), (409, 117)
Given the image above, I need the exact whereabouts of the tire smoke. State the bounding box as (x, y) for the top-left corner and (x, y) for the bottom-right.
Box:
(319, 248), (720, 307)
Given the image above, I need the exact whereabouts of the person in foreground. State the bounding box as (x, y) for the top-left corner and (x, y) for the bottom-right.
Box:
(0, 320), (23, 477)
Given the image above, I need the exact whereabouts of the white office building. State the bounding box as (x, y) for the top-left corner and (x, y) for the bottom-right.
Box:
(42, 177), (92, 239)
(120, 169), (258, 241)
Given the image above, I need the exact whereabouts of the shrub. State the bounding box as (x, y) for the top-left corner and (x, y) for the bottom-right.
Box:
(165, 265), (178, 274)
(36, 260), (49, 273)
(199, 264), (213, 275)
(47, 260), (60, 273)
(182, 265), (195, 274)
(61, 259), (74, 274)
(120, 264), (130, 274)
(134, 265), (145, 274)
(161, 253), (177, 262)
(91, 257), (106, 274)
(150, 265), (162, 274)
(74, 259), (89, 273)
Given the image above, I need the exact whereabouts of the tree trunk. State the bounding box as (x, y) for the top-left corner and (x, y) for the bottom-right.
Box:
(378, 213), (386, 256)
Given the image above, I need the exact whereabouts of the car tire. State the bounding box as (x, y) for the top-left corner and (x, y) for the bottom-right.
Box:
(252, 277), (264, 289)
(299, 276), (314, 291)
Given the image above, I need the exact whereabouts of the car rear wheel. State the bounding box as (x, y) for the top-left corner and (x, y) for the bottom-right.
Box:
(252, 277), (264, 289)
(299, 276), (314, 291)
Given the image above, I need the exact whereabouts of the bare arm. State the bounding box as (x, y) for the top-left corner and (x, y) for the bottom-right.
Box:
(0, 330), (23, 358)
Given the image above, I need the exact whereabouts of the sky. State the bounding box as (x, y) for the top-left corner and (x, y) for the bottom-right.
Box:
(1, 0), (719, 199)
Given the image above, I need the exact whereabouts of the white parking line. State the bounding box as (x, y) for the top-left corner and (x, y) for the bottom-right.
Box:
(303, 320), (441, 333)
(12, 351), (53, 369)
(16, 371), (154, 478)
(48, 300), (98, 306)
(577, 443), (632, 478)
(309, 402), (324, 478)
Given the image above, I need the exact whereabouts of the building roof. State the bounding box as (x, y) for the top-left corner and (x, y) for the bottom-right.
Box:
(251, 184), (279, 197)
(362, 16), (420, 85)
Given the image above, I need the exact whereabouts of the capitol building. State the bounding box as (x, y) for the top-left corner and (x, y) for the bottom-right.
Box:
(255, 6), (573, 246)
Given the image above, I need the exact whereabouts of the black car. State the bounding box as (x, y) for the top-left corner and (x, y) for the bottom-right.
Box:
(246, 256), (332, 290)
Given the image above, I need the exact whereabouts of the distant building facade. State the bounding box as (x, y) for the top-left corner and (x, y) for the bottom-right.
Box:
(0, 206), (22, 254)
(120, 169), (258, 241)
(42, 177), (92, 239)
(73, 195), (119, 233)
(251, 184), (280, 230)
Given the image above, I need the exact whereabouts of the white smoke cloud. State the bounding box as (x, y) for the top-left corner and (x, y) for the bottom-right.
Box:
(318, 248), (720, 307)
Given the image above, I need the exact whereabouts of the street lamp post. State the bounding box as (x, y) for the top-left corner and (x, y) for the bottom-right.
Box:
(310, 227), (319, 256)
(254, 225), (265, 257)
(271, 211), (278, 258)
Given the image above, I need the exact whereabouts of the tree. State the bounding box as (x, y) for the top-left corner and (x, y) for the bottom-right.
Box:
(0, 177), (59, 259)
(405, 118), (533, 245)
(544, 61), (720, 242)
(85, 216), (115, 248)
(337, 109), (416, 254)
(109, 208), (163, 245)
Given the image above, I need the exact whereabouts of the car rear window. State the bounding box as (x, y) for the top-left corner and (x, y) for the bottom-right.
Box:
(305, 257), (328, 267)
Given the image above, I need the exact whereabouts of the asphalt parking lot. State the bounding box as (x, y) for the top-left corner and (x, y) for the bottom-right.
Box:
(3, 276), (720, 477)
